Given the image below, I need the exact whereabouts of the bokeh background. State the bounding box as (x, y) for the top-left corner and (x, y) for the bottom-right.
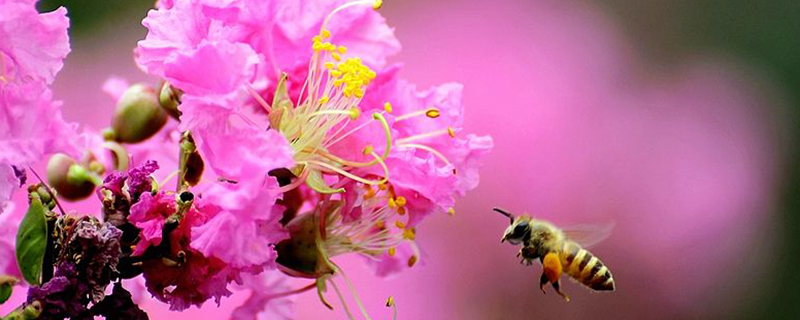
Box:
(3, 0), (798, 319)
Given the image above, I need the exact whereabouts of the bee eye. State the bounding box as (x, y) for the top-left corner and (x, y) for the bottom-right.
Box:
(512, 221), (529, 238)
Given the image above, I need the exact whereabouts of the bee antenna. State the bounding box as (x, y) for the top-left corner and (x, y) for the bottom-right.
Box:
(493, 207), (514, 224)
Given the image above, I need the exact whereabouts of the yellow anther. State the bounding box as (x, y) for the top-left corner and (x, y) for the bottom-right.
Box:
(425, 108), (441, 118)
(321, 29), (331, 38)
(349, 107), (361, 120)
(324, 62), (335, 69)
(312, 35), (322, 43)
(388, 247), (396, 257)
(312, 42), (323, 51)
(318, 96), (329, 104)
(407, 255), (418, 267)
(447, 127), (456, 138)
(395, 221), (406, 229)
(338, 46), (347, 54)
(363, 145), (375, 155)
(403, 228), (416, 240)
(378, 183), (387, 190)
(373, 0), (383, 10)
(332, 53), (341, 61)
(447, 207), (456, 216)
(388, 197), (397, 208)
(333, 79), (344, 87)
(354, 89), (364, 98)
(330, 70), (342, 78)
(384, 102), (393, 113)
(395, 196), (406, 207)
(365, 186), (376, 199)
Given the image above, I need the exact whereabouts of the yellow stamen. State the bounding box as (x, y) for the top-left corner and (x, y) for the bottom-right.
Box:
(395, 196), (406, 207)
(333, 53), (342, 61)
(425, 108), (441, 118)
(378, 183), (387, 191)
(363, 145), (375, 155)
(448, 126), (456, 138)
(388, 247), (396, 256)
(395, 221), (405, 229)
(407, 255), (418, 267)
(447, 207), (456, 216)
(321, 29), (331, 38)
(396, 128), (455, 144)
(375, 220), (385, 229)
(388, 198), (397, 208)
(384, 102), (393, 113)
(402, 228), (415, 240)
(338, 46), (348, 54)
(373, 0), (383, 10)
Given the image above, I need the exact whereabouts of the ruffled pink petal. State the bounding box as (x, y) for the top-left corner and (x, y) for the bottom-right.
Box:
(0, 2), (70, 85)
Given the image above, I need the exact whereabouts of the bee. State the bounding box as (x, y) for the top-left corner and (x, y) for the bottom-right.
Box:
(495, 208), (615, 301)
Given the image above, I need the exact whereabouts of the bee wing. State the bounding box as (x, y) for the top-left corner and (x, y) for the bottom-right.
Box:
(561, 222), (615, 248)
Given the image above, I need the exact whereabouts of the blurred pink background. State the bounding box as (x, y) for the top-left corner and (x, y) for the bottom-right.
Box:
(1, 0), (783, 318)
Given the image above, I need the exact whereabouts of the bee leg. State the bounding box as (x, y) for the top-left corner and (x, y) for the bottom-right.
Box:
(539, 273), (548, 294)
(551, 280), (571, 302)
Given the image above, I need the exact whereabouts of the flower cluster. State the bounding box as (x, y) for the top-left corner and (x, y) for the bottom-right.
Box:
(1, 0), (491, 318)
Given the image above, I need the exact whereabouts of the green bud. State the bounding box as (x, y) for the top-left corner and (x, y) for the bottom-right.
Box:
(112, 84), (168, 143)
(47, 154), (95, 200)
(159, 82), (182, 119)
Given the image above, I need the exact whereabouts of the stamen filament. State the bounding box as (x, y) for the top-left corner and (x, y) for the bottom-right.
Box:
(396, 128), (455, 144)
(278, 167), (310, 193)
(331, 262), (373, 320)
(330, 279), (356, 320)
(398, 143), (453, 167)
(394, 107), (440, 122)
(247, 84), (272, 112)
(308, 160), (387, 185)
(320, 1), (377, 40)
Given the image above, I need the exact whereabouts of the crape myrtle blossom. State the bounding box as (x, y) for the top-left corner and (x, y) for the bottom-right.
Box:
(133, 0), (492, 315)
(0, 0), (76, 210)
(0, 0), (487, 318)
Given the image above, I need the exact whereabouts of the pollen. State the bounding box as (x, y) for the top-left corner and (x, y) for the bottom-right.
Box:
(407, 255), (418, 267)
(384, 102), (393, 113)
(447, 127), (456, 138)
(425, 108), (441, 118)
(388, 197), (397, 208)
(373, 0), (383, 10)
(447, 207), (456, 216)
(402, 228), (416, 240)
(395, 221), (405, 229)
(378, 183), (387, 191)
(321, 29), (331, 38)
(395, 196), (407, 207)
(319, 96), (330, 104)
(363, 145), (375, 155)
(364, 186), (376, 199)
(349, 107), (361, 120)
(338, 46), (348, 54)
(388, 247), (396, 257)
(332, 53), (342, 61)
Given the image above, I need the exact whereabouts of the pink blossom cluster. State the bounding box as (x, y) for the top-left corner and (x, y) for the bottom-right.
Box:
(0, 0), (491, 318)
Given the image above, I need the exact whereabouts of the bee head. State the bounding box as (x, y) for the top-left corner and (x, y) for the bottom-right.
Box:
(495, 208), (531, 245)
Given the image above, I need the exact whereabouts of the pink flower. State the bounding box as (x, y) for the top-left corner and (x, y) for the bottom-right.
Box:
(230, 271), (297, 320)
(0, 0), (70, 86)
(128, 191), (176, 255)
(0, 0), (76, 206)
(186, 103), (295, 275)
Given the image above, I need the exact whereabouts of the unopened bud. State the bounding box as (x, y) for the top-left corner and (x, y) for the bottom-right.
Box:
(112, 84), (168, 143)
(159, 82), (182, 119)
(47, 154), (95, 200)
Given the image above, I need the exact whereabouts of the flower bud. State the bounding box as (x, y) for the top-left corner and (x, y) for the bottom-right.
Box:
(275, 214), (334, 278)
(112, 84), (168, 143)
(158, 82), (182, 119)
(47, 154), (95, 200)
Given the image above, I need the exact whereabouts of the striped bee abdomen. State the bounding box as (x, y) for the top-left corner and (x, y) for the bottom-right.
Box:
(560, 241), (615, 291)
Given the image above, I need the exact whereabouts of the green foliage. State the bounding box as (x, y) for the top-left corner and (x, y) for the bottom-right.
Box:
(15, 194), (49, 286)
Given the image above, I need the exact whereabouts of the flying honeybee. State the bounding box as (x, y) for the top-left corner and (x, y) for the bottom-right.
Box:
(495, 208), (615, 301)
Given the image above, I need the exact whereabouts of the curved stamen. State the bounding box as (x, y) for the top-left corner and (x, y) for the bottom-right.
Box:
(394, 107), (440, 122)
(396, 127), (456, 144)
(398, 143), (454, 167)
(320, 1), (381, 35)
(331, 261), (373, 320)
(330, 279), (356, 320)
(308, 159), (387, 185)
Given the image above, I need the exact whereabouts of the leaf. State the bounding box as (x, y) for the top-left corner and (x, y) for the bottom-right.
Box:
(0, 281), (12, 304)
(305, 170), (343, 194)
(15, 194), (49, 286)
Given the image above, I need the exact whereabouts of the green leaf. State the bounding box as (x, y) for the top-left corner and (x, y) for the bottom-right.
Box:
(0, 281), (12, 304)
(15, 194), (49, 286)
(305, 170), (344, 194)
